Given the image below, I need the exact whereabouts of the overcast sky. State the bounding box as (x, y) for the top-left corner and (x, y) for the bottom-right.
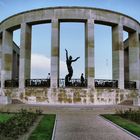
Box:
(0, 0), (140, 79)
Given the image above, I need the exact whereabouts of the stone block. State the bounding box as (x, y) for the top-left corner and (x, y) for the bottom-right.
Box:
(0, 96), (11, 104)
(27, 96), (36, 104)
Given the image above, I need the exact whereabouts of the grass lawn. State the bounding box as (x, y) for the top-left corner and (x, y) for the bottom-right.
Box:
(28, 114), (56, 140)
(102, 114), (140, 137)
(0, 113), (14, 122)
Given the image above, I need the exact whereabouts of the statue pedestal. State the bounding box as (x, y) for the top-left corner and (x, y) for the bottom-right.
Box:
(0, 96), (12, 104)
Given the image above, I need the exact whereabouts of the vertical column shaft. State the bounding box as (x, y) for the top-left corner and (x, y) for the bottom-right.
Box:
(12, 51), (16, 79)
(112, 24), (124, 89)
(1, 30), (13, 89)
(19, 23), (31, 89)
(129, 31), (140, 89)
(124, 47), (129, 82)
(0, 37), (2, 89)
(85, 19), (95, 88)
(51, 19), (60, 88)
(12, 43), (20, 79)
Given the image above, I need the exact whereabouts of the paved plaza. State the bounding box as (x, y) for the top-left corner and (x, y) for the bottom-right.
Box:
(0, 104), (139, 140)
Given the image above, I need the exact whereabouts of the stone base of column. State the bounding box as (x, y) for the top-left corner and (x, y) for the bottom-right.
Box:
(0, 96), (11, 104)
(88, 77), (95, 89)
(133, 95), (140, 106)
(18, 88), (26, 99)
(135, 81), (140, 90)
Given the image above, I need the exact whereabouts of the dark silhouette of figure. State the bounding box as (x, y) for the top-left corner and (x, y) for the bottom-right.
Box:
(65, 74), (72, 87)
(47, 73), (50, 86)
(65, 49), (80, 85)
(80, 73), (85, 86)
(47, 73), (50, 79)
(65, 75), (69, 87)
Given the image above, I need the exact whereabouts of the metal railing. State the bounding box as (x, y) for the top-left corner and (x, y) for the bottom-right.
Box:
(59, 79), (87, 88)
(59, 79), (118, 88)
(3, 79), (136, 89)
(95, 79), (118, 88)
(125, 81), (136, 89)
(5, 79), (19, 87)
(25, 79), (50, 87)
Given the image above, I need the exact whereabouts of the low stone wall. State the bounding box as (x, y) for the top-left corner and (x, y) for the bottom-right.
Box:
(2, 88), (139, 105)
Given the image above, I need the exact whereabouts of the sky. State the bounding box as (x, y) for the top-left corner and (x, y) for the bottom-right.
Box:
(0, 0), (140, 79)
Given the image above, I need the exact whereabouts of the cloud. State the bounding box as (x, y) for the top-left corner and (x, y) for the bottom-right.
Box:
(31, 53), (67, 78)
(31, 53), (50, 70)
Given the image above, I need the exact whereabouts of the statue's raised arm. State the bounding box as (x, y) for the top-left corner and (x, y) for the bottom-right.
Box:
(72, 56), (80, 62)
(65, 49), (68, 60)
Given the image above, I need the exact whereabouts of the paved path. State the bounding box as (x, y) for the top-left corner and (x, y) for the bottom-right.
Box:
(38, 104), (137, 140)
(54, 112), (137, 140)
(0, 104), (138, 140)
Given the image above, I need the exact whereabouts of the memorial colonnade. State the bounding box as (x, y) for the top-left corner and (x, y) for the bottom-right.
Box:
(0, 7), (140, 95)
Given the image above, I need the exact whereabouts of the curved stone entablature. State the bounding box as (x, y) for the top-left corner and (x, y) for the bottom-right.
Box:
(0, 7), (140, 33)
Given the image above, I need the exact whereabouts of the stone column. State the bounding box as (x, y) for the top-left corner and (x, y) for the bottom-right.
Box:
(85, 19), (95, 88)
(0, 37), (2, 70)
(0, 37), (2, 90)
(128, 31), (140, 89)
(19, 23), (31, 90)
(12, 51), (16, 79)
(1, 30), (13, 89)
(51, 19), (60, 88)
(112, 24), (124, 89)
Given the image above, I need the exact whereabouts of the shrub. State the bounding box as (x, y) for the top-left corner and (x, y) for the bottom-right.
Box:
(116, 108), (140, 124)
(0, 109), (41, 139)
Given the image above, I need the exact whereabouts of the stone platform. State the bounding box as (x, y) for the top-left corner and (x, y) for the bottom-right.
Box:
(3, 88), (139, 105)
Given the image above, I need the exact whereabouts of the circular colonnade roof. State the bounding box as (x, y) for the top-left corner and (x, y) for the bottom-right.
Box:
(0, 7), (140, 34)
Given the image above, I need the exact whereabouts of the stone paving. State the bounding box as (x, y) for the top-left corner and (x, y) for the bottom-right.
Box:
(54, 112), (137, 140)
(0, 104), (138, 140)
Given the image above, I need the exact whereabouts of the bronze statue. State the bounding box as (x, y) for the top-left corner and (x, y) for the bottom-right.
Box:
(65, 49), (80, 86)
